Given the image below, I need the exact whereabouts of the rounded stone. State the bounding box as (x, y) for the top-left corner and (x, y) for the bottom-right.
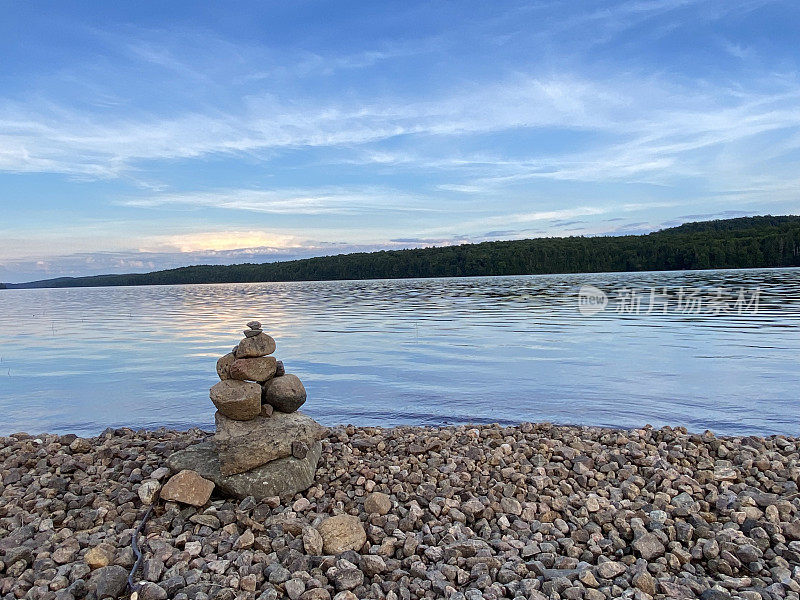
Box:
(364, 491), (391, 515)
(262, 374), (307, 413)
(317, 514), (366, 555)
(84, 544), (114, 570)
(210, 379), (262, 420)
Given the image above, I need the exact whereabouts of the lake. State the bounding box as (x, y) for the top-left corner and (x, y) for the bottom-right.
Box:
(0, 268), (798, 437)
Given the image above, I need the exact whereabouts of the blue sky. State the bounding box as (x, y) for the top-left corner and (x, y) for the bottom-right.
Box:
(1, 1), (799, 282)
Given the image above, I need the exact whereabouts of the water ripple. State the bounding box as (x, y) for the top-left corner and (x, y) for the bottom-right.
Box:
(0, 268), (798, 436)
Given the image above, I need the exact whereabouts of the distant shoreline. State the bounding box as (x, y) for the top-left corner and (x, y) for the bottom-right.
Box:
(4, 215), (800, 289)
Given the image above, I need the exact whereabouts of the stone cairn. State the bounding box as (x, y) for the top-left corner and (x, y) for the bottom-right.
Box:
(168, 321), (327, 500)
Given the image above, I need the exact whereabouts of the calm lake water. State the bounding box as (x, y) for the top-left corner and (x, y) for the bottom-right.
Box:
(0, 268), (798, 437)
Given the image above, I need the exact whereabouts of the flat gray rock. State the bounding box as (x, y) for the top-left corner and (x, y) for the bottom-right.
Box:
(214, 410), (327, 475)
(167, 441), (322, 500)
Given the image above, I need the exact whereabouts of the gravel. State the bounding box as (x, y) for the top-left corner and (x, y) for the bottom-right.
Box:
(0, 422), (798, 600)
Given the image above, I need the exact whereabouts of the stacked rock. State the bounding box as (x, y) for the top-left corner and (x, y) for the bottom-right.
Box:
(168, 321), (326, 500)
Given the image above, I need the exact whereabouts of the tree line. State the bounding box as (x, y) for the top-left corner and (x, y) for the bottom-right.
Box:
(6, 215), (800, 289)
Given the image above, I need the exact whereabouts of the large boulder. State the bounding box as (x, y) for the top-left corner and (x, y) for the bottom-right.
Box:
(210, 380), (261, 420)
(262, 374), (307, 412)
(214, 410), (326, 475)
(229, 356), (277, 382)
(235, 333), (276, 358)
(167, 441), (322, 500)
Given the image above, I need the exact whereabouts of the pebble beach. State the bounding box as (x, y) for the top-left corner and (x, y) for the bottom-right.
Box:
(1, 422), (798, 600)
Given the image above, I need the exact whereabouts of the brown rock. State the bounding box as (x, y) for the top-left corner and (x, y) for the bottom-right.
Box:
(229, 356), (277, 382)
(214, 410), (327, 476)
(85, 544), (115, 570)
(262, 374), (307, 412)
(631, 533), (665, 560)
(316, 514), (367, 555)
(364, 492), (391, 515)
(235, 333), (276, 358)
(160, 470), (214, 506)
(210, 379), (261, 420)
(216, 352), (235, 380)
(69, 438), (92, 453)
(632, 570), (656, 596)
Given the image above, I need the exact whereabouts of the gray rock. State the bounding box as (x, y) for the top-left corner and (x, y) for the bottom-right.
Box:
(631, 532), (665, 560)
(235, 333), (276, 358)
(284, 579), (306, 600)
(210, 380), (262, 421)
(139, 583), (168, 600)
(292, 441), (309, 459)
(91, 565), (128, 598)
(595, 561), (626, 579)
(167, 440), (322, 500)
(275, 360), (285, 377)
(268, 565), (290, 584)
(246, 321), (262, 330)
(302, 526), (324, 555)
(360, 554), (386, 576)
(137, 479), (161, 505)
(700, 590), (733, 600)
(327, 559), (364, 591)
(4, 547), (32, 566)
(243, 329), (262, 338)
(213, 410), (326, 475)
(262, 374), (307, 413)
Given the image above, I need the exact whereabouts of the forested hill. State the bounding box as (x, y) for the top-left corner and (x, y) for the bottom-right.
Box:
(6, 215), (800, 289)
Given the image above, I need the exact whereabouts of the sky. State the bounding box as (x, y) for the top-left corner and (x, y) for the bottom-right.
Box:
(1, 1), (799, 282)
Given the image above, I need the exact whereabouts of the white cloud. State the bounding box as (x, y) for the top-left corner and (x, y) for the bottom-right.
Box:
(122, 187), (438, 215)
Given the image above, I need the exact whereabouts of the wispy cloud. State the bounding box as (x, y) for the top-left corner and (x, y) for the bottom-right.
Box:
(122, 187), (438, 215)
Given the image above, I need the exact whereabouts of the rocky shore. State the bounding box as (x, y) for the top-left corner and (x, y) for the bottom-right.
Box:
(1, 423), (798, 600)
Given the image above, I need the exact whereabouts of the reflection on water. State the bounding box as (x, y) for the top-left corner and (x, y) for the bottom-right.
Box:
(0, 268), (798, 437)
